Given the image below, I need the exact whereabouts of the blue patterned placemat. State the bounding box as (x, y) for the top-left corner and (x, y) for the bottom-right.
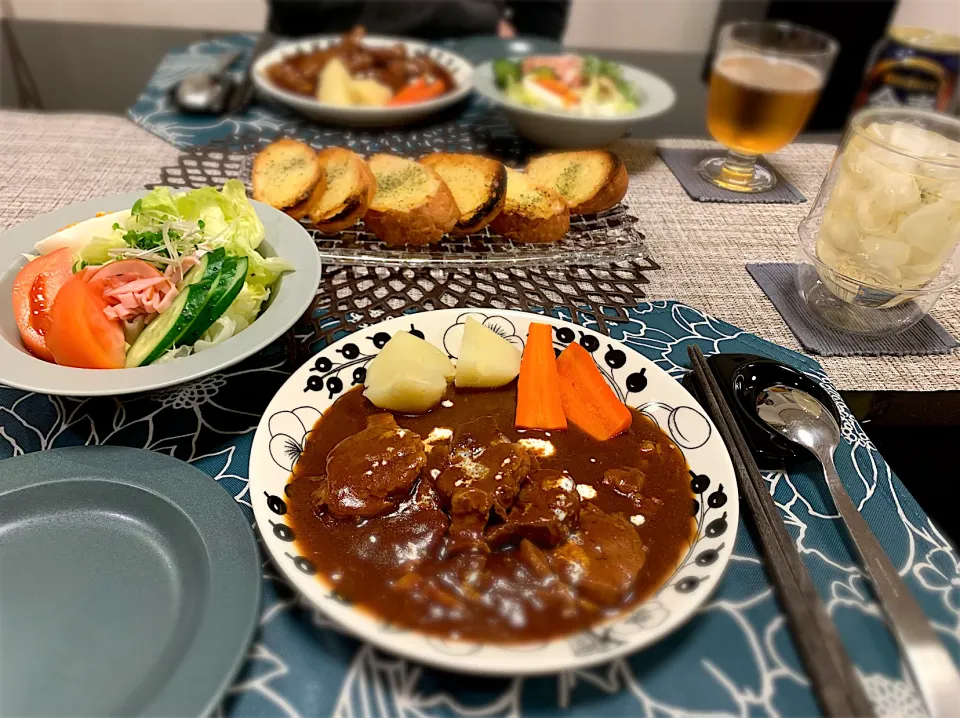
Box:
(128, 34), (537, 156)
(2, 301), (955, 718)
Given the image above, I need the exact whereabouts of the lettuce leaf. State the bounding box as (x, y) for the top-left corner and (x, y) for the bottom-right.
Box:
(194, 281), (271, 352)
(78, 234), (128, 265)
(128, 181), (291, 353)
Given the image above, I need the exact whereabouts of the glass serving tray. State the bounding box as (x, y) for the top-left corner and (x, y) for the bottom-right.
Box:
(156, 130), (648, 269)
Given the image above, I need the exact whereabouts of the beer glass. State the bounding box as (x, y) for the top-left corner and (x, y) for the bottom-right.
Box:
(699, 21), (838, 193)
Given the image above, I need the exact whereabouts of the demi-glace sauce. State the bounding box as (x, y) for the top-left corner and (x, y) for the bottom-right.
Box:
(286, 383), (694, 643)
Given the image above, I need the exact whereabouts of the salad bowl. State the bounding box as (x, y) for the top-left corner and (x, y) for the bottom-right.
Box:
(474, 59), (675, 148)
(0, 190), (321, 396)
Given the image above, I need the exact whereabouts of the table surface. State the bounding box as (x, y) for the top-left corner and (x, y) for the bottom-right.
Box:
(2, 109), (958, 393)
(0, 28), (960, 718)
(5, 106), (958, 541)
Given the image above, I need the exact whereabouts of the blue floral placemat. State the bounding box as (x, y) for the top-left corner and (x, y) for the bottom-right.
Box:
(127, 34), (535, 156)
(2, 301), (955, 717)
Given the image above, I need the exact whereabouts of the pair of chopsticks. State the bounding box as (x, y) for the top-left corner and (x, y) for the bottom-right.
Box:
(687, 346), (874, 718)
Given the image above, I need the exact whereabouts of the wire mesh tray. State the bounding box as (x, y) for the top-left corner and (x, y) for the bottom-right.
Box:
(305, 206), (644, 268)
(156, 132), (648, 269)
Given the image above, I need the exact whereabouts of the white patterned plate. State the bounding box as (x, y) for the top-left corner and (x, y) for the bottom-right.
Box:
(253, 35), (474, 127)
(249, 309), (738, 675)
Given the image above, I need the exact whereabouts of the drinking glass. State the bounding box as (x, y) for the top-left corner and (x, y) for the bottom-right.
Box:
(699, 21), (838, 193)
(797, 107), (960, 334)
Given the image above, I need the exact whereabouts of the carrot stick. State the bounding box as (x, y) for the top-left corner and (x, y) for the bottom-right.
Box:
(515, 322), (567, 431)
(534, 76), (576, 105)
(387, 77), (446, 106)
(556, 342), (632, 441)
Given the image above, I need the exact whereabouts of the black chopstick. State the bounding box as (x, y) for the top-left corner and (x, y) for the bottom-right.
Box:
(688, 346), (874, 718)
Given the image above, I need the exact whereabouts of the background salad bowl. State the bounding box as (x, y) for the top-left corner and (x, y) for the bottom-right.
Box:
(248, 308), (738, 675)
(0, 190), (321, 396)
(473, 59), (675, 148)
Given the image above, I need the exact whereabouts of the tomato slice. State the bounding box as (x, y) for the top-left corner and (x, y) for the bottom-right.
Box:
(11, 247), (75, 362)
(87, 259), (164, 296)
(46, 272), (125, 369)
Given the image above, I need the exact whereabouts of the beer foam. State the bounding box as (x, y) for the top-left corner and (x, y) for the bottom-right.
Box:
(715, 52), (824, 93)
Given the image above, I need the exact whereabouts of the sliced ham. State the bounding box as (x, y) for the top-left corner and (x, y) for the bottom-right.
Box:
(522, 55), (583, 86)
(103, 276), (167, 297)
(164, 255), (199, 285)
(93, 256), (194, 325)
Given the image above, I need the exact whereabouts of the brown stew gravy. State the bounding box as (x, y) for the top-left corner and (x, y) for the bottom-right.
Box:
(286, 383), (694, 643)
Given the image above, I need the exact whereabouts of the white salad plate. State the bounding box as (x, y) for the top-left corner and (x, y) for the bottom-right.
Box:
(473, 60), (676, 148)
(0, 190), (321, 396)
(249, 308), (738, 675)
(253, 34), (474, 126)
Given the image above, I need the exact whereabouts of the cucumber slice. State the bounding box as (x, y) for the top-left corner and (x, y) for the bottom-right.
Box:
(124, 250), (227, 367)
(178, 255), (249, 346)
(124, 283), (212, 367)
(181, 247), (225, 288)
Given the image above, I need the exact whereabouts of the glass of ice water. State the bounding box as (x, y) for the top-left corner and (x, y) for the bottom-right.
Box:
(797, 107), (960, 334)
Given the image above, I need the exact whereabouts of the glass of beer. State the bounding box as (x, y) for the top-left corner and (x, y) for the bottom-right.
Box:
(699, 21), (838, 193)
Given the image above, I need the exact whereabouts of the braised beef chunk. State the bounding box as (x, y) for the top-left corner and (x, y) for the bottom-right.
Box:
(603, 467), (646, 495)
(421, 440), (451, 489)
(435, 416), (533, 555)
(518, 539), (555, 581)
(324, 414), (427, 518)
(549, 504), (647, 606)
(287, 382), (695, 644)
(487, 470), (581, 549)
(601, 466), (664, 518)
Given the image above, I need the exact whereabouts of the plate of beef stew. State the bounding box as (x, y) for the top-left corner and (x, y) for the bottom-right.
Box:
(249, 309), (738, 674)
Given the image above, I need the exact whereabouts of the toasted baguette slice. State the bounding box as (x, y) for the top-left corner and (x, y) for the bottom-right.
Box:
(525, 150), (628, 215)
(252, 139), (322, 209)
(419, 153), (507, 235)
(304, 147), (377, 234)
(364, 154), (459, 246)
(489, 168), (569, 244)
(284, 198), (311, 221)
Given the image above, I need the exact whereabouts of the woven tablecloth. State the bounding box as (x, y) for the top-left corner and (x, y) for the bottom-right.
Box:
(2, 109), (957, 391)
(3, 108), (960, 718)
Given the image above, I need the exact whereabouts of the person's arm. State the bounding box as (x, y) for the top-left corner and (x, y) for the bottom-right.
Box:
(505, 0), (571, 40)
(269, 0), (504, 39)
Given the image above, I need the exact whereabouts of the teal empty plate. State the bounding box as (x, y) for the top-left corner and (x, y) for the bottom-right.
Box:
(0, 446), (261, 717)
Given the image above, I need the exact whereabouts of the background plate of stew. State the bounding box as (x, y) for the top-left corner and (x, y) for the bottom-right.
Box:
(249, 308), (738, 674)
(252, 35), (473, 127)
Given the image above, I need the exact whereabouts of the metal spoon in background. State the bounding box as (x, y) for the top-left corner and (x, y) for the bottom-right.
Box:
(756, 384), (960, 718)
(172, 51), (240, 115)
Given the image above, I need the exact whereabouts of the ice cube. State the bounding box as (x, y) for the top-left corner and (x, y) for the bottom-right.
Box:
(889, 122), (946, 158)
(819, 205), (861, 252)
(855, 196), (894, 234)
(895, 199), (960, 255)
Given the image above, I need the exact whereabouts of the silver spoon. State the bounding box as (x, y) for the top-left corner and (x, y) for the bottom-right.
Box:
(172, 51), (240, 114)
(756, 384), (960, 717)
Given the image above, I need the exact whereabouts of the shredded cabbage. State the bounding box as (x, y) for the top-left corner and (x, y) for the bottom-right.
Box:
(194, 282), (271, 352)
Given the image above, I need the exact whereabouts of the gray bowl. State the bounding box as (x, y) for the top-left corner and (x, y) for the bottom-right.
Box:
(0, 191), (321, 396)
(473, 59), (676, 148)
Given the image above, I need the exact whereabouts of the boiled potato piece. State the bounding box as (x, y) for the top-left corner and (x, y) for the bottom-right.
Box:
(455, 318), (522, 388)
(363, 331), (454, 413)
(317, 57), (352, 105)
(350, 78), (392, 107)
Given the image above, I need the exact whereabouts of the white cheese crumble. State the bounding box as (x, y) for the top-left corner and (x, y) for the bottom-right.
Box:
(518, 438), (556, 457)
(630, 514), (646, 526)
(576, 484), (597, 500)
